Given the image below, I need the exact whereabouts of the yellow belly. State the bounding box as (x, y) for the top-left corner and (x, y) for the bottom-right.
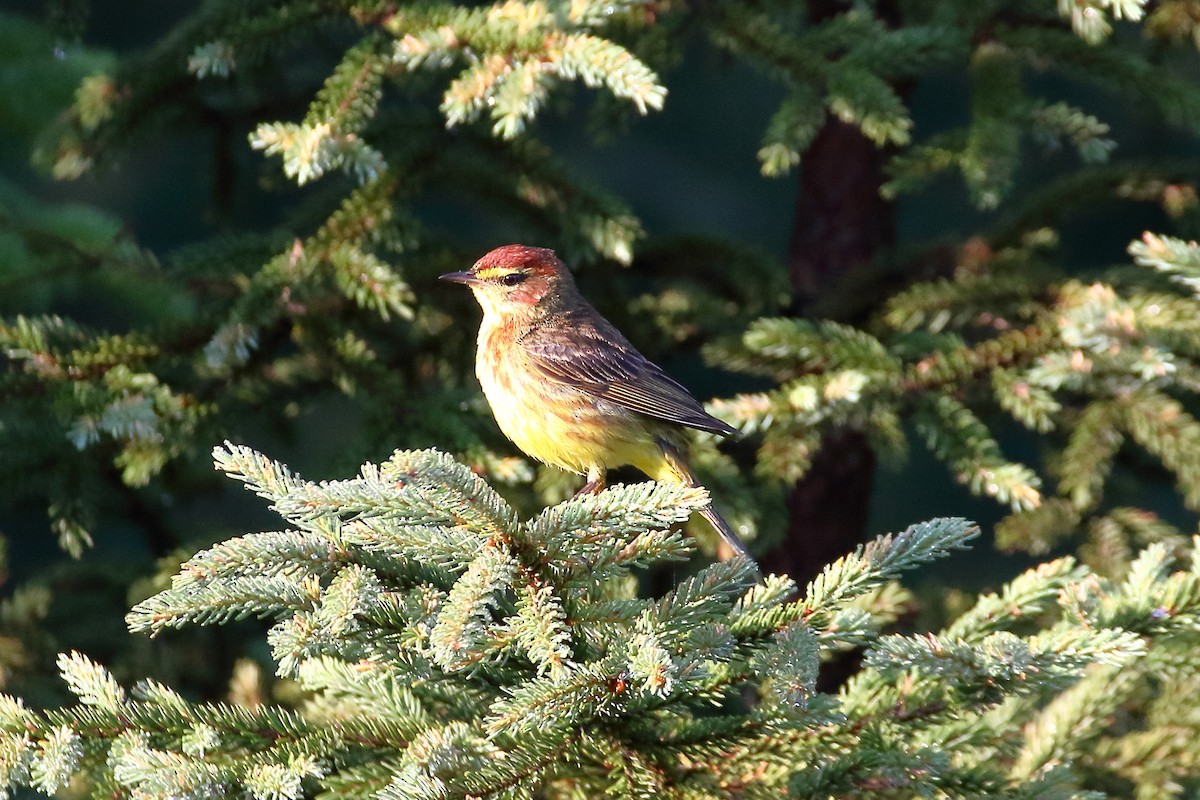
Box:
(475, 335), (666, 477)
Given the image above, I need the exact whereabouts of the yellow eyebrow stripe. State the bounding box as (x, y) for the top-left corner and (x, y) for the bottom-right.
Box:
(475, 267), (517, 280)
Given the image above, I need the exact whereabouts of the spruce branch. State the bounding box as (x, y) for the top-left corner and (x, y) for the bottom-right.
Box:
(1008, 665), (1129, 780)
(1130, 232), (1200, 297)
(383, 1), (665, 140)
(914, 395), (1042, 511)
(941, 557), (1087, 642)
(8, 0), (1200, 795)
(8, 443), (1200, 798)
(1057, 401), (1124, 511)
(732, 517), (980, 636)
(1059, 0), (1148, 44)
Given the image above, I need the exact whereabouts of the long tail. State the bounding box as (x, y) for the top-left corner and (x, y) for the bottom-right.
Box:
(655, 438), (761, 575)
(698, 502), (757, 566)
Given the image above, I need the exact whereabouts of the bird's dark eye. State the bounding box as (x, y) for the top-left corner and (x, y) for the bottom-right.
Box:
(500, 272), (527, 286)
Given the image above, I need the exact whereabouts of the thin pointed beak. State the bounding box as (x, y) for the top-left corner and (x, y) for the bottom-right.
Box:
(439, 271), (483, 286)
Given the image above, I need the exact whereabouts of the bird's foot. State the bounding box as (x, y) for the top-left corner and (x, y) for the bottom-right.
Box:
(573, 472), (606, 498)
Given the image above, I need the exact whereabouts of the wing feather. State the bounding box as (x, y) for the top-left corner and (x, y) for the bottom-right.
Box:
(521, 312), (736, 436)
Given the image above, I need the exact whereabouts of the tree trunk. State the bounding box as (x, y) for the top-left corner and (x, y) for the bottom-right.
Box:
(787, 120), (896, 313)
(760, 91), (897, 583)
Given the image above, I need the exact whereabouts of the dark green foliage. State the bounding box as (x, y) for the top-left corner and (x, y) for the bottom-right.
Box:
(6, 0), (1199, 565)
(6, 448), (1200, 798)
(5, 0), (1200, 796)
(710, 234), (1200, 571)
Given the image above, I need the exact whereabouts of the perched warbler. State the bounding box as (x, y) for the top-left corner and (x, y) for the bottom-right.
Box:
(440, 244), (755, 564)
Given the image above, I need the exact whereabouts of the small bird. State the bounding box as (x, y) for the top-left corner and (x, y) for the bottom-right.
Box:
(440, 244), (755, 565)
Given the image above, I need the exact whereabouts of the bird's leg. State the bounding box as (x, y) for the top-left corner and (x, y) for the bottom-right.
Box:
(574, 466), (607, 498)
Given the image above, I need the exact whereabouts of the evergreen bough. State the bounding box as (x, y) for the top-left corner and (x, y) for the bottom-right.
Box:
(6, 1), (1200, 795)
(707, 232), (1200, 572)
(2, 445), (1200, 798)
(6, 0), (1200, 564)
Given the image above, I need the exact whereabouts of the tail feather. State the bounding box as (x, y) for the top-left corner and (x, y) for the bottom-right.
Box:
(699, 503), (762, 577)
(653, 437), (762, 577)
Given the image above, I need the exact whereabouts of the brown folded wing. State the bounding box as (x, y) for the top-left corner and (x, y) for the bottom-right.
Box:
(521, 312), (737, 437)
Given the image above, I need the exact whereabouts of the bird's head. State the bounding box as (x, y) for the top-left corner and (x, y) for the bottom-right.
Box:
(440, 245), (576, 321)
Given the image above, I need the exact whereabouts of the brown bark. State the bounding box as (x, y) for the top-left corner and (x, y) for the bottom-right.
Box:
(759, 9), (899, 582)
(763, 428), (879, 583)
(787, 120), (896, 314)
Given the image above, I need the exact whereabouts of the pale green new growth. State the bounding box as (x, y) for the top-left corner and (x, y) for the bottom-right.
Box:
(708, 232), (1200, 571)
(8, 448), (1197, 796)
(1131, 232), (1200, 296)
(249, 0), (666, 186)
(8, 0), (1200, 796)
(56, 651), (126, 710)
